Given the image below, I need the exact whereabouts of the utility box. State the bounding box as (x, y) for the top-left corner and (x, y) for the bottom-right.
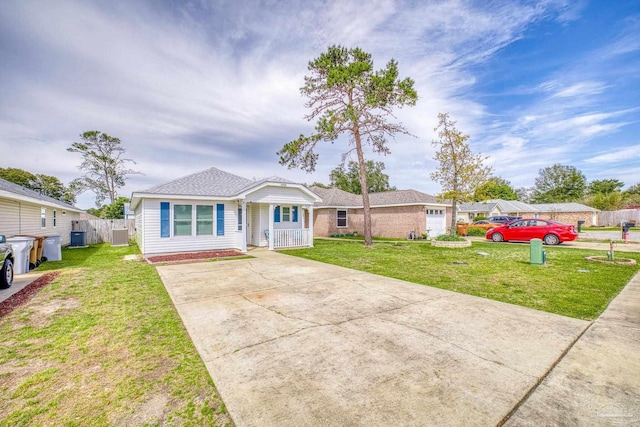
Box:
(530, 238), (546, 265)
(111, 229), (129, 247)
(70, 231), (87, 247)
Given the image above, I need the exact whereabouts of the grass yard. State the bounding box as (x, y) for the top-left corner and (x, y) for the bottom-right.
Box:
(0, 244), (233, 427)
(281, 239), (640, 320)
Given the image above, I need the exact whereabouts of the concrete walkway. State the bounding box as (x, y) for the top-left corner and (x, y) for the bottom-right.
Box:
(505, 272), (640, 426)
(0, 272), (43, 304)
(157, 250), (602, 426)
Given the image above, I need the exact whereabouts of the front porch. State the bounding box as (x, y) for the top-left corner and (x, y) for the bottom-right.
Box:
(242, 202), (314, 251)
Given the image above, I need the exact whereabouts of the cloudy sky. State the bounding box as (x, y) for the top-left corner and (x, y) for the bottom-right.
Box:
(1, 0), (638, 208)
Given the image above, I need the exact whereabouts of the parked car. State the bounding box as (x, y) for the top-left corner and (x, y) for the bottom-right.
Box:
(486, 215), (522, 224)
(0, 235), (14, 289)
(468, 220), (502, 231)
(486, 219), (578, 245)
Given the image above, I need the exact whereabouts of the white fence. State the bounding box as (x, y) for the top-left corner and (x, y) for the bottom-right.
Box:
(273, 229), (310, 248)
(598, 210), (640, 227)
(72, 219), (136, 244)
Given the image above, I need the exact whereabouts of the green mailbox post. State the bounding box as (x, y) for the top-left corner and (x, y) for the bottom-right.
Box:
(530, 238), (546, 265)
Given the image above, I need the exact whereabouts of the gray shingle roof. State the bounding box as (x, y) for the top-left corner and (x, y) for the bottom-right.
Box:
(0, 177), (82, 211)
(142, 167), (253, 197)
(310, 186), (442, 207)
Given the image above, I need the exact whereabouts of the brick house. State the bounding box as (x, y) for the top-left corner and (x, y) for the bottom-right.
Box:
(310, 186), (451, 239)
(457, 200), (598, 226)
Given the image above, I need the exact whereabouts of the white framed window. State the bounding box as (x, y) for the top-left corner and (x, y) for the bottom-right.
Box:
(237, 207), (242, 231)
(196, 205), (214, 235)
(173, 204), (192, 236)
(337, 209), (347, 227)
(41, 208), (46, 228)
(282, 206), (291, 222)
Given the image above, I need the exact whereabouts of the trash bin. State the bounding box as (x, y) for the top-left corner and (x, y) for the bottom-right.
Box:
(622, 222), (634, 241)
(70, 231), (87, 247)
(577, 220), (585, 232)
(6, 236), (34, 275)
(456, 223), (469, 236)
(43, 233), (62, 261)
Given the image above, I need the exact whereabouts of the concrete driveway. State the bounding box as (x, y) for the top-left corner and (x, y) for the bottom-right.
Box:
(156, 250), (589, 426)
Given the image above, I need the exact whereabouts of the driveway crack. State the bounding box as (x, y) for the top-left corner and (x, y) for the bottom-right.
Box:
(240, 294), (324, 326)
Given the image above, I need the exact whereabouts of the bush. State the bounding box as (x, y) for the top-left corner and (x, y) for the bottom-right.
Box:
(467, 227), (487, 237)
(435, 234), (467, 242)
(474, 215), (487, 221)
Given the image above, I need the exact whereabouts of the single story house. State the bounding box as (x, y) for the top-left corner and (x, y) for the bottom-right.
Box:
(457, 199), (599, 226)
(310, 186), (451, 239)
(130, 167), (321, 255)
(0, 177), (83, 245)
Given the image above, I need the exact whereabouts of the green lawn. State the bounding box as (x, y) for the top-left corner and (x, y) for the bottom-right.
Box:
(281, 239), (640, 320)
(0, 244), (233, 427)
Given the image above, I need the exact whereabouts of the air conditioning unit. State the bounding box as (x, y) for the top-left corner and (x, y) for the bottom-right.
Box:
(111, 229), (129, 247)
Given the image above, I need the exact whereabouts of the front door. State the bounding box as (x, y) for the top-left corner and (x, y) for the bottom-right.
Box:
(426, 209), (446, 237)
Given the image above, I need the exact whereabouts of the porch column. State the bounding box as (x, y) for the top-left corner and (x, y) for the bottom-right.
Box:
(268, 203), (274, 250)
(241, 201), (247, 252)
(308, 205), (314, 248)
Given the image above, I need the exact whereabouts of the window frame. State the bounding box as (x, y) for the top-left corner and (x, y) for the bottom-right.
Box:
(196, 205), (214, 236)
(173, 204), (193, 236)
(53, 210), (57, 228)
(41, 208), (46, 228)
(336, 209), (348, 228)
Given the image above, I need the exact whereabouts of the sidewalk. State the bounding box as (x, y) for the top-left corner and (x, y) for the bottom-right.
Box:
(505, 272), (640, 425)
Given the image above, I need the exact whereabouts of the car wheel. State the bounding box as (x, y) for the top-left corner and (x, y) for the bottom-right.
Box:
(1, 258), (13, 289)
(491, 232), (504, 242)
(544, 234), (560, 245)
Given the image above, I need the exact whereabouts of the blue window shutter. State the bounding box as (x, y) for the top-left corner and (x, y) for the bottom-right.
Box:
(292, 206), (298, 222)
(216, 204), (224, 236)
(160, 202), (170, 237)
(274, 206), (280, 222)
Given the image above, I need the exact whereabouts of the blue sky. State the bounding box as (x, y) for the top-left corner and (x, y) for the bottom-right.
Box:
(0, 0), (638, 208)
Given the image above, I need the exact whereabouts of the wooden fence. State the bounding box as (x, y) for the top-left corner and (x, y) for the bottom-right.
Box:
(72, 219), (136, 244)
(597, 210), (640, 227)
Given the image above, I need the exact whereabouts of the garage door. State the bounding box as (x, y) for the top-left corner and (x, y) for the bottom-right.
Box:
(426, 209), (446, 237)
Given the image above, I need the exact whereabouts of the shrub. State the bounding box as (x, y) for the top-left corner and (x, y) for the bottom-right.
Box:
(474, 214), (487, 221)
(467, 227), (487, 237)
(435, 234), (467, 242)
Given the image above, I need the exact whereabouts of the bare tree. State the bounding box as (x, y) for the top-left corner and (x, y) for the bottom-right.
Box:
(430, 113), (492, 235)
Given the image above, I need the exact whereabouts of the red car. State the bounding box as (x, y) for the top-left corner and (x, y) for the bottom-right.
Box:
(485, 219), (578, 245)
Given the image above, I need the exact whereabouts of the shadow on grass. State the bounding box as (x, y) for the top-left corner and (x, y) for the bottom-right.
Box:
(36, 244), (139, 271)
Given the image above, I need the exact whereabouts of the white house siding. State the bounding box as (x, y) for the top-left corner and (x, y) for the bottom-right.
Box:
(0, 198), (79, 245)
(135, 204), (144, 254)
(0, 198), (21, 236)
(140, 199), (243, 255)
(245, 186), (315, 205)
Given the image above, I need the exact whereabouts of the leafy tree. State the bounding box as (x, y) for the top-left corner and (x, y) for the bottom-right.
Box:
(587, 179), (624, 195)
(583, 192), (623, 211)
(102, 196), (130, 219)
(516, 186), (534, 203)
(624, 183), (640, 196)
(330, 160), (396, 194)
(0, 167), (37, 187)
(474, 177), (518, 201)
(430, 113), (492, 235)
(531, 164), (586, 203)
(68, 131), (140, 206)
(277, 45), (417, 247)
(0, 167), (76, 203)
(309, 182), (331, 189)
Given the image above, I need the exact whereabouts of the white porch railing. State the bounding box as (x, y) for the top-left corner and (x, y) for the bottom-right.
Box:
(273, 228), (310, 248)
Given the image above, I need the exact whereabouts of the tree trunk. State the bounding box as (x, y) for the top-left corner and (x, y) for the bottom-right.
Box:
(354, 131), (373, 247)
(450, 199), (458, 236)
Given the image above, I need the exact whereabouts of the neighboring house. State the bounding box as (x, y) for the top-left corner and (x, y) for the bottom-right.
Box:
(311, 186), (451, 238)
(0, 177), (83, 245)
(458, 199), (599, 226)
(130, 167), (321, 255)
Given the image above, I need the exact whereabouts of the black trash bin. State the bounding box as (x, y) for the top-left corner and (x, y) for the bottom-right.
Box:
(622, 222), (634, 239)
(577, 220), (585, 232)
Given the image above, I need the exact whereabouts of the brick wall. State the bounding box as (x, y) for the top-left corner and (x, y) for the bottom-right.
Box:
(537, 212), (595, 226)
(314, 205), (451, 238)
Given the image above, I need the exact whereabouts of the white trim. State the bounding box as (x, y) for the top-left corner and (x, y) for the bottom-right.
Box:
(0, 189), (83, 212)
(238, 182), (322, 202)
(336, 208), (348, 228)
